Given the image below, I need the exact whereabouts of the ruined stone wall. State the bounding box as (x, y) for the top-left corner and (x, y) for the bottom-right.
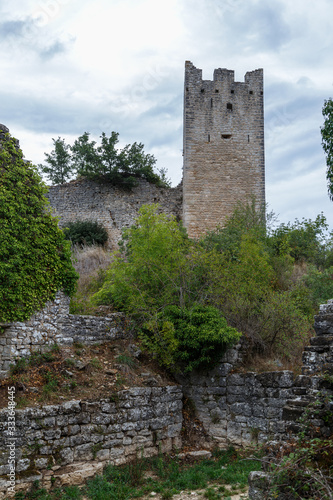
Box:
(0, 292), (127, 379)
(182, 61), (265, 238)
(0, 386), (182, 497)
(178, 299), (333, 447)
(47, 179), (183, 249)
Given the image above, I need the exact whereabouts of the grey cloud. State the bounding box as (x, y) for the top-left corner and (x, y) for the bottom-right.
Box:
(181, 0), (290, 54)
(39, 38), (75, 60)
(0, 20), (28, 38)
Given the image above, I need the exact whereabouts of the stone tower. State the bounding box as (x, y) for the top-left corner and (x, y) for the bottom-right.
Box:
(182, 61), (265, 238)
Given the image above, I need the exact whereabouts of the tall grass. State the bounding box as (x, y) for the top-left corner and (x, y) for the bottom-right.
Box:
(70, 244), (113, 315)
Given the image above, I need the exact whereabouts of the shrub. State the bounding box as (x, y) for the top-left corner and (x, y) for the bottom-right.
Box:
(149, 304), (241, 372)
(303, 265), (333, 305)
(63, 220), (108, 247)
(0, 129), (78, 322)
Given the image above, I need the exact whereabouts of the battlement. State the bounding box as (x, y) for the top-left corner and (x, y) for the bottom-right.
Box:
(185, 61), (263, 93)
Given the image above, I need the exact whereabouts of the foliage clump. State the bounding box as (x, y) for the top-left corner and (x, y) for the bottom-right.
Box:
(39, 132), (170, 190)
(0, 131), (78, 322)
(93, 205), (241, 372)
(90, 200), (333, 370)
(321, 97), (333, 201)
(63, 220), (108, 247)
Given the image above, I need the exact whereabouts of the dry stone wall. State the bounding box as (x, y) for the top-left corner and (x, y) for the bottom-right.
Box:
(0, 292), (126, 379)
(178, 300), (333, 448)
(47, 178), (183, 249)
(0, 386), (183, 497)
(182, 61), (265, 238)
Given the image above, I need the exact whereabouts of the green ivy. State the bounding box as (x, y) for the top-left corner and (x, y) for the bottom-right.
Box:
(0, 131), (78, 322)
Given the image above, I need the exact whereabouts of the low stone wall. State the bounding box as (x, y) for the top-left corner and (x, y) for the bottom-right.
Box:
(248, 299), (333, 499)
(0, 292), (127, 379)
(177, 344), (295, 446)
(0, 386), (183, 497)
(47, 178), (183, 249)
(178, 300), (333, 447)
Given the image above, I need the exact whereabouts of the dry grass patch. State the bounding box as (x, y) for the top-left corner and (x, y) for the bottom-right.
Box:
(70, 244), (113, 314)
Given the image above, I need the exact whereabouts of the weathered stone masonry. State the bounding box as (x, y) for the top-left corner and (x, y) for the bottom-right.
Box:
(178, 299), (333, 449)
(47, 178), (183, 249)
(0, 292), (126, 379)
(0, 387), (183, 497)
(46, 62), (265, 243)
(182, 61), (265, 238)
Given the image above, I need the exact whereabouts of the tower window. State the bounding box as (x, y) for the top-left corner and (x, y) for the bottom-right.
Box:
(215, 89), (219, 93)
(201, 88), (205, 93)
(227, 103), (233, 110)
(230, 89), (234, 94)
(249, 90), (253, 95)
(248, 135), (250, 143)
(186, 87), (189, 91)
(208, 134), (210, 142)
(211, 98), (213, 108)
(221, 134), (232, 139)
(260, 91), (263, 95)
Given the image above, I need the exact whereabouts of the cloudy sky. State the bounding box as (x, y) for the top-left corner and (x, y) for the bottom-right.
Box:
(1, 0), (333, 229)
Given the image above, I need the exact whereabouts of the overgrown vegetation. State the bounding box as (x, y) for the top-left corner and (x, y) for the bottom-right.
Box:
(89, 201), (333, 370)
(321, 97), (333, 201)
(263, 390), (333, 499)
(12, 447), (260, 499)
(63, 220), (108, 247)
(0, 130), (78, 322)
(38, 132), (171, 189)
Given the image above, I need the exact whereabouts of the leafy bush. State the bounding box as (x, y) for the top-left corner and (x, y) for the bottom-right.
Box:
(163, 305), (241, 372)
(303, 265), (333, 304)
(63, 220), (108, 247)
(0, 130), (78, 322)
(92, 202), (319, 369)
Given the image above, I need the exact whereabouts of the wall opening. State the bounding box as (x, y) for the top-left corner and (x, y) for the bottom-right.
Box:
(208, 134), (210, 142)
(227, 103), (233, 110)
(215, 89), (219, 93)
(201, 88), (205, 93)
(221, 134), (232, 139)
(249, 90), (253, 95)
(230, 89), (234, 94)
(211, 98), (213, 108)
(186, 87), (189, 91)
(248, 135), (250, 143)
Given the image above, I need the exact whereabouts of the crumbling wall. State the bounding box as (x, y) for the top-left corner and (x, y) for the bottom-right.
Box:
(0, 386), (182, 497)
(0, 292), (126, 379)
(47, 179), (183, 249)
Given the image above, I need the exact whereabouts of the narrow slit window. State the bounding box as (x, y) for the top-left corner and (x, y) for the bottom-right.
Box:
(227, 103), (233, 110)
(208, 134), (210, 142)
(248, 135), (250, 143)
(211, 98), (213, 108)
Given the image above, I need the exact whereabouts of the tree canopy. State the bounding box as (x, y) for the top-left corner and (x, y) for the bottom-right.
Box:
(0, 129), (78, 322)
(39, 132), (170, 190)
(321, 98), (333, 201)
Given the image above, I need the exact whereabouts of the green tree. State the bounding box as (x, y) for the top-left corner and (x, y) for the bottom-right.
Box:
(321, 98), (333, 201)
(43, 131), (170, 189)
(38, 137), (73, 185)
(0, 130), (78, 322)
